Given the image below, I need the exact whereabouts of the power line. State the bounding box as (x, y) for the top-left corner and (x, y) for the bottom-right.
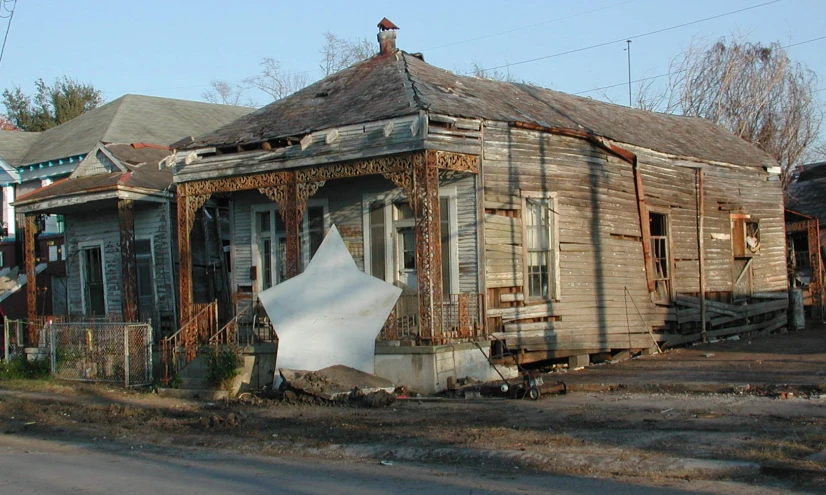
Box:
(482, 0), (781, 72)
(573, 34), (826, 96)
(0, 0), (15, 69)
(422, 0), (638, 51)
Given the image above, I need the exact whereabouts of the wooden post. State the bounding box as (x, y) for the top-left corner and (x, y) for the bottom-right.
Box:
(632, 160), (655, 293)
(118, 199), (138, 322)
(24, 214), (37, 323)
(415, 152), (443, 343)
(176, 183), (210, 325)
(280, 181), (303, 280)
(808, 218), (823, 323)
(697, 169), (707, 342)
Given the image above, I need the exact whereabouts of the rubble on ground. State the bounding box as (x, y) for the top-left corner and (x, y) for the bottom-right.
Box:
(277, 365), (396, 407)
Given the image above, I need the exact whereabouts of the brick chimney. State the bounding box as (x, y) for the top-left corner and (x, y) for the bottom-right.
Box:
(377, 18), (399, 55)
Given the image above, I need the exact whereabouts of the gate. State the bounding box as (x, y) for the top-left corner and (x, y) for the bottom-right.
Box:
(49, 322), (153, 387)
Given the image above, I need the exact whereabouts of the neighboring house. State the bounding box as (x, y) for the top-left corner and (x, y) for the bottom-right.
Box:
(785, 161), (826, 321)
(14, 143), (178, 335)
(0, 95), (253, 321)
(172, 21), (787, 391)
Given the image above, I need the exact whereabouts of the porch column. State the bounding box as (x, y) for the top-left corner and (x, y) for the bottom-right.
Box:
(24, 213), (37, 323)
(260, 176), (325, 280)
(414, 152), (443, 342)
(282, 181), (302, 280)
(177, 183), (210, 325)
(808, 219), (823, 322)
(118, 199), (138, 322)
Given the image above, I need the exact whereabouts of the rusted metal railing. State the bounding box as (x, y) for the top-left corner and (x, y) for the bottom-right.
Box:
(379, 293), (486, 344)
(161, 300), (218, 385)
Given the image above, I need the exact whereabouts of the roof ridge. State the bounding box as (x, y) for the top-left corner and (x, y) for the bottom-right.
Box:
(399, 52), (425, 112)
(99, 95), (131, 143)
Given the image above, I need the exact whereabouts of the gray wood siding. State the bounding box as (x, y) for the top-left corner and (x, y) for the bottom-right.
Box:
(440, 171), (479, 294)
(481, 121), (787, 353)
(65, 211), (122, 317)
(133, 203), (176, 322)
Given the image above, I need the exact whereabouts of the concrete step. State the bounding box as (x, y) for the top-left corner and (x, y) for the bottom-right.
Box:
(179, 377), (209, 389)
(157, 388), (228, 400)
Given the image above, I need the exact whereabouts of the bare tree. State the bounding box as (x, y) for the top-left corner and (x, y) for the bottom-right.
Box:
(244, 57), (309, 101)
(319, 32), (375, 76)
(202, 80), (254, 107)
(640, 37), (822, 187)
(467, 61), (523, 83)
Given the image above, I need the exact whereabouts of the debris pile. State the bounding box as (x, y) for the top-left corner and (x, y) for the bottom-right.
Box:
(277, 365), (396, 407)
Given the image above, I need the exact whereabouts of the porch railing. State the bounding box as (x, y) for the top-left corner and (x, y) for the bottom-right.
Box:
(380, 293), (486, 344)
(161, 301), (219, 384)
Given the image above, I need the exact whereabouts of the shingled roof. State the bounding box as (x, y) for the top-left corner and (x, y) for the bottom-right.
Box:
(0, 95), (252, 167)
(787, 162), (826, 223)
(193, 51), (777, 169)
(14, 143), (174, 206)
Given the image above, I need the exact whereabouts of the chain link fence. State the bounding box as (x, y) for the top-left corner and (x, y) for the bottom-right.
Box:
(2, 319), (27, 362)
(49, 322), (153, 387)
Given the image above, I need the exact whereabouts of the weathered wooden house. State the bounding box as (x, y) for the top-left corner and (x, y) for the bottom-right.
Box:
(173, 21), (788, 391)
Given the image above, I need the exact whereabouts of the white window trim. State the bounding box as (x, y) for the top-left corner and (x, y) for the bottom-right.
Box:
(135, 236), (158, 310)
(250, 199), (329, 292)
(362, 189), (459, 295)
(78, 240), (108, 316)
(522, 191), (560, 302)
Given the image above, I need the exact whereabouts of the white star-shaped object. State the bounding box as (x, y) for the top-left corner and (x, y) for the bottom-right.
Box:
(258, 225), (402, 375)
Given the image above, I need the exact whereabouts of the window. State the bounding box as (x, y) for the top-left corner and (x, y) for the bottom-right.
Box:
(367, 201), (387, 280)
(80, 245), (106, 316)
(649, 212), (671, 302)
(253, 200), (328, 291)
(135, 240), (154, 299)
(523, 194), (557, 300)
(363, 190), (458, 298)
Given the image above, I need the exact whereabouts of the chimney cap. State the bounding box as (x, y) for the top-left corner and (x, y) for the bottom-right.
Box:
(377, 18), (399, 31)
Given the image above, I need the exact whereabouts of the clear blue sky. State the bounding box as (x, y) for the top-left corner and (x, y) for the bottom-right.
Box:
(0, 1), (823, 132)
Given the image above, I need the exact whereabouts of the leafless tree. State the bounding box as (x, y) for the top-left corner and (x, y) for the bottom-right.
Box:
(202, 80), (254, 107)
(243, 57), (310, 101)
(639, 37), (823, 187)
(468, 61), (522, 83)
(319, 32), (375, 76)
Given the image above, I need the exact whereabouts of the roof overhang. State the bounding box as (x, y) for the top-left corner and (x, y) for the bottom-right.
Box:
(14, 185), (170, 214)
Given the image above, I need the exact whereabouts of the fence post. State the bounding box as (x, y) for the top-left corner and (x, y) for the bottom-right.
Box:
(124, 325), (130, 388)
(49, 322), (56, 375)
(3, 318), (8, 361)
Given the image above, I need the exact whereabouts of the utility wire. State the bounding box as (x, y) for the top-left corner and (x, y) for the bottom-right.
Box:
(573, 34), (826, 96)
(0, 0), (16, 69)
(482, 0), (781, 72)
(422, 0), (638, 51)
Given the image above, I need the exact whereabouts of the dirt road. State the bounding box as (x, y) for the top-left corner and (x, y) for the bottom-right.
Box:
(1, 328), (825, 492)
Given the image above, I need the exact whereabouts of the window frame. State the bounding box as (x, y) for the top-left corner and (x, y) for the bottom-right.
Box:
(251, 198), (329, 292)
(362, 189), (459, 296)
(134, 236), (157, 308)
(521, 191), (560, 302)
(647, 208), (674, 304)
(78, 240), (108, 316)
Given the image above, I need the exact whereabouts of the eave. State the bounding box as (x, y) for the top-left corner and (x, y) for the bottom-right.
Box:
(14, 184), (171, 214)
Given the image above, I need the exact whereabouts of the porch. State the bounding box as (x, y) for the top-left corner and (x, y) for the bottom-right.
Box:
(176, 150), (487, 351)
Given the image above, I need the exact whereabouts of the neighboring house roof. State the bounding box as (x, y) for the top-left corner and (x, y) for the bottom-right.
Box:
(0, 131), (40, 165)
(193, 51), (777, 169)
(14, 143), (174, 208)
(0, 95), (253, 168)
(786, 162), (826, 224)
